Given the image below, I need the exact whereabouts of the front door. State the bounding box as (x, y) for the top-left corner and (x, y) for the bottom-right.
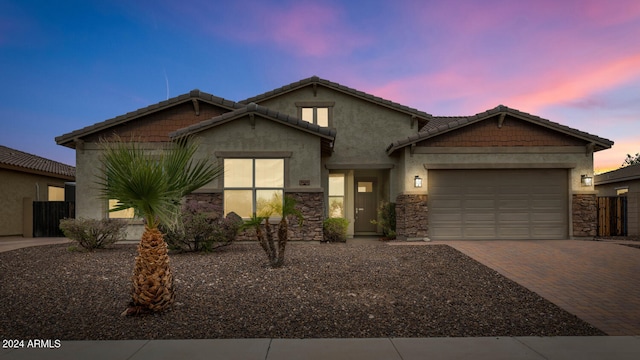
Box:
(354, 178), (377, 233)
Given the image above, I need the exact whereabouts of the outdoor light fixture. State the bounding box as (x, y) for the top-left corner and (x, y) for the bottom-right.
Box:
(414, 175), (423, 188)
(581, 174), (593, 187)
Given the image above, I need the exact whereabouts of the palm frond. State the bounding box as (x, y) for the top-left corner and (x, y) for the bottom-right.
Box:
(96, 135), (221, 229)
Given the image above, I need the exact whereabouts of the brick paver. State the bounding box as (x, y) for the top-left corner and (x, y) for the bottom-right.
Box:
(444, 240), (640, 335)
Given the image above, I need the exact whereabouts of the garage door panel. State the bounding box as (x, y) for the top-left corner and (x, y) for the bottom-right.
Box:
(429, 169), (568, 240)
(463, 227), (496, 238)
(464, 199), (495, 209)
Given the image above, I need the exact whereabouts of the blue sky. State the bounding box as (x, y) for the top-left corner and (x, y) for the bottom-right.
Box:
(1, 0), (639, 172)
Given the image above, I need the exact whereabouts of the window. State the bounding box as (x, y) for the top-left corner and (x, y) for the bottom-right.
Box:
(108, 199), (135, 219)
(48, 186), (65, 201)
(301, 107), (329, 127)
(296, 102), (334, 127)
(224, 158), (284, 218)
(329, 174), (345, 218)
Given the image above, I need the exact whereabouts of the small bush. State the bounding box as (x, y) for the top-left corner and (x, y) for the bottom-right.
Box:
(59, 218), (127, 251)
(162, 202), (242, 252)
(323, 217), (349, 243)
(371, 202), (396, 239)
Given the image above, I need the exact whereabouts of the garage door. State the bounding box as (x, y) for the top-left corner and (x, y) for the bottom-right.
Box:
(429, 169), (568, 240)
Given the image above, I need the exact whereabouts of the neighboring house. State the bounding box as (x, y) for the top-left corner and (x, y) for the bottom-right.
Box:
(55, 76), (613, 241)
(595, 164), (640, 236)
(0, 145), (75, 237)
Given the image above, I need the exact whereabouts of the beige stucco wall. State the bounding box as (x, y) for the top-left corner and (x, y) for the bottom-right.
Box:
(193, 115), (323, 191)
(254, 86), (420, 167)
(0, 168), (68, 237)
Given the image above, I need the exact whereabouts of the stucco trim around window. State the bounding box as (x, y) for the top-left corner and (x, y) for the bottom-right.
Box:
(325, 163), (395, 170)
(215, 151), (292, 158)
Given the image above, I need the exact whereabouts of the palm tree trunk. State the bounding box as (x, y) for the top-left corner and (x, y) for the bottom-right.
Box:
(124, 226), (175, 315)
(274, 217), (288, 268)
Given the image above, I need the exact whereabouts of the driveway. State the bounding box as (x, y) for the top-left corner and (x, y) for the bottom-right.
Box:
(444, 240), (640, 336)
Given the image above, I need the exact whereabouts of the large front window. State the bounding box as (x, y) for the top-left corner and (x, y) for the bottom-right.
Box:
(224, 158), (284, 218)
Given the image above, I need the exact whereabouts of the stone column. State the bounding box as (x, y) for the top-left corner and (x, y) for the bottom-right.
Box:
(395, 194), (429, 241)
(572, 193), (597, 237)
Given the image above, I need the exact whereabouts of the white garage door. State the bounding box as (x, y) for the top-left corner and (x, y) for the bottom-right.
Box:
(429, 169), (568, 240)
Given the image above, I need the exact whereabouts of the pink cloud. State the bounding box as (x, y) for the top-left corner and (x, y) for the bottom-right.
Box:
(196, 1), (370, 58)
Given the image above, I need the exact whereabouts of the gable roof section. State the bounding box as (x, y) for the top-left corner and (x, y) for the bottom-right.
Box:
(595, 163), (640, 186)
(56, 90), (244, 148)
(386, 105), (614, 155)
(240, 76), (432, 126)
(170, 103), (337, 155)
(0, 145), (75, 180)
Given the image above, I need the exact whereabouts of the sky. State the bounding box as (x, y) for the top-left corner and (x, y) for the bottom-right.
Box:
(1, 0), (639, 173)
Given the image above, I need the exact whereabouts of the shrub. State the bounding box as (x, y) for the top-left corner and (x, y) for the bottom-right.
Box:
(162, 202), (242, 252)
(323, 218), (349, 243)
(59, 217), (127, 251)
(371, 201), (396, 239)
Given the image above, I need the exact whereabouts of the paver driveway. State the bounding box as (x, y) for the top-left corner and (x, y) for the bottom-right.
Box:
(444, 240), (640, 335)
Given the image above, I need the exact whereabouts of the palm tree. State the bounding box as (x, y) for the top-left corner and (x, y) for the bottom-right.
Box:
(97, 135), (222, 315)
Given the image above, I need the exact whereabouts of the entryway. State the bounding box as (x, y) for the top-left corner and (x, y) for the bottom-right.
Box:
(354, 178), (377, 233)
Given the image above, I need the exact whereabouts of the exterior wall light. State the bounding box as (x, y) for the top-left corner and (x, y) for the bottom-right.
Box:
(414, 175), (423, 188)
(581, 174), (593, 187)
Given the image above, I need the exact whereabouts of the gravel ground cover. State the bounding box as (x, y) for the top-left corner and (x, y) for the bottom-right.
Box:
(0, 242), (604, 340)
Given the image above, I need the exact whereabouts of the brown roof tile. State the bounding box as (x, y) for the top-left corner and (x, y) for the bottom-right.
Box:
(0, 145), (75, 179)
(387, 105), (614, 154)
(55, 90), (243, 147)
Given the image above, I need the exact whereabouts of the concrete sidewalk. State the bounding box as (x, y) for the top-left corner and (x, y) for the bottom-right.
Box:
(1, 337), (640, 360)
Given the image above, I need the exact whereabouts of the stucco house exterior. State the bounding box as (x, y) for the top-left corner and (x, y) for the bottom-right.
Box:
(55, 76), (613, 241)
(595, 164), (640, 236)
(0, 145), (75, 237)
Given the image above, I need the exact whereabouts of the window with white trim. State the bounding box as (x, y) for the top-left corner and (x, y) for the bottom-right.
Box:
(224, 158), (284, 218)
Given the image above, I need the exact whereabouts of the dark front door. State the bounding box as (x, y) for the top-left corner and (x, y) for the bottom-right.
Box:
(354, 178), (377, 233)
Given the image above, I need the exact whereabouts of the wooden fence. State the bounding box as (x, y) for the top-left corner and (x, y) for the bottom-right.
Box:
(597, 196), (627, 237)
(33, 201), (75, 237)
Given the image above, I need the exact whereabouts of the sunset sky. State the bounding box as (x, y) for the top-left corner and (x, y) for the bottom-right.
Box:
(1, 0), (639, 173)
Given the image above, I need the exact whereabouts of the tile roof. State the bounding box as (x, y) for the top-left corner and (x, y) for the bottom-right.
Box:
(595, 163), (640, 185)
(387, 105), (615, 154)
(0, 145), (75, 179)
(170, 103), (336, 154)
(240, 76), (432, 121)
(56, 90), (244, 147)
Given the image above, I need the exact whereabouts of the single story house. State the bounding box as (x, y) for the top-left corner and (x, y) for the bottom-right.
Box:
(0, 145), (75, 237)
(595, 164), (640, 236)
(56, 76), (613, 241)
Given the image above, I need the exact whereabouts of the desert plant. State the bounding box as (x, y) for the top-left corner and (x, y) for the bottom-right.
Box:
(370, 201), (396, 239)
(96, 135), (222, 315)
(323, 217), (349, 243)
(161, 203), (242, 252)
(59, 217), (127, 251)
(244, 195), (303, 268)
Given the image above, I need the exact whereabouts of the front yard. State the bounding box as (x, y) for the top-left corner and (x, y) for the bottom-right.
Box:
(0, 242), (603, 340)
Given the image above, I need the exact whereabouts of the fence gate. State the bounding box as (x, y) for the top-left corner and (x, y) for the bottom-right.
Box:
(597, 196), (627, 237)
(33, 201), (75, 237)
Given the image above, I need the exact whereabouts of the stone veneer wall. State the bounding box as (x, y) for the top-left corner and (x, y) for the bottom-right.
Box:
(395, 194), (429, 240)
(184, 191), (324, 242)
(286, 192), (324, 241)
(572, 193), (597, 237)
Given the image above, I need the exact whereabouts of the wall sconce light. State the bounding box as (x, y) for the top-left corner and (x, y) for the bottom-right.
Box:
(414, 175), (423, 188)
(581, 174), (593, 187)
